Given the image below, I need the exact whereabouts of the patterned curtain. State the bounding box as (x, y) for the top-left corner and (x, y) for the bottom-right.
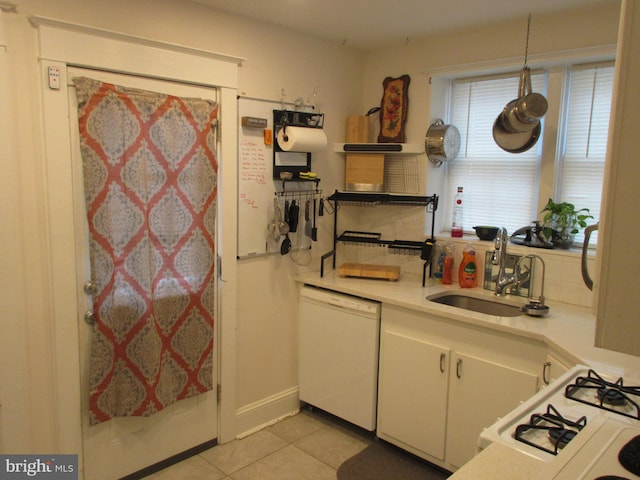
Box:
(73, 77), (218, 425)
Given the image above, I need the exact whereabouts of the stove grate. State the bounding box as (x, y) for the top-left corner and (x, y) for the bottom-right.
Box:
(565, 369), (640, 420)
(514, 403), (587, 455)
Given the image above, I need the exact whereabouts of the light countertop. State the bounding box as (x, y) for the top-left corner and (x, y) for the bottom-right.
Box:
(446, 443), (540, 480)
(295, 270), (640, 479)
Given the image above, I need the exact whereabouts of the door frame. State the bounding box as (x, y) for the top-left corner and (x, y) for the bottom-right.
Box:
(32, 16), (242, 459)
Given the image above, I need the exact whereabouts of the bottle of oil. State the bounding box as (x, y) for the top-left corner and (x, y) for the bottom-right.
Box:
(458, 243), (477, 288)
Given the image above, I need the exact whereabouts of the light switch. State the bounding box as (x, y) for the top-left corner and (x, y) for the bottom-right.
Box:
(48, 66), (61, 90)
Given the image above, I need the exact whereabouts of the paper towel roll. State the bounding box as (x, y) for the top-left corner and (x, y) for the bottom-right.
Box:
(277, 126), (327, 152)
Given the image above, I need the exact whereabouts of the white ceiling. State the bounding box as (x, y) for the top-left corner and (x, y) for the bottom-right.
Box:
(189, 0), (617, 50)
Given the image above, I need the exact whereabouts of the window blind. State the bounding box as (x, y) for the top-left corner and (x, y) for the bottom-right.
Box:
(447, 73), (546, 235)
(558, 64), (614, 244)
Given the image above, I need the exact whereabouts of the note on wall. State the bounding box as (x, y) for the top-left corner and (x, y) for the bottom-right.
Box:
(237, 96), (278, 257)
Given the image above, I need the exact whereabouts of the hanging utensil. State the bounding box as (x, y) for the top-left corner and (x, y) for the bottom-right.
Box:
(493, 14), (548, 153)
(290, 227), (302, 263)
(290, 203), (312, 265)
(311, 197), (318, 241)
(268, 199), (278, 240)
(278, 200), (290, 235)
(500, 67), (548, 134)
(272, 198), (282, 242)
(288, 200), (299, 233)
(296, 233), (312, 265)
(304, 200), (312, 237)
(280, 232), (291, 255)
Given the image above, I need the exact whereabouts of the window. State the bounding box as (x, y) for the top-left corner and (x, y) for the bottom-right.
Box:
(558, 64), (614, 243)
(442, 62), (613, 246)
(447, 72), (546, 235)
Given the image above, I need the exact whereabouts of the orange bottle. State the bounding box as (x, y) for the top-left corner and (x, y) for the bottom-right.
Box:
(458, 243), (477, 288)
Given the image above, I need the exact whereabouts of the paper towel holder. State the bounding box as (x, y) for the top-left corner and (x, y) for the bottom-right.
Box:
(273, 109), (325, 180)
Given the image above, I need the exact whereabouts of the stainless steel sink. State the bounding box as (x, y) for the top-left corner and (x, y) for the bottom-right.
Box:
(427, 293), (523, 317)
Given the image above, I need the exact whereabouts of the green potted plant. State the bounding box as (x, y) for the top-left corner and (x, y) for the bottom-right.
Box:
(541, 198), (594, 249)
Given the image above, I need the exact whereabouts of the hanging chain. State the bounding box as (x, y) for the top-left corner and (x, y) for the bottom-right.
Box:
(524, 13), (532, 67)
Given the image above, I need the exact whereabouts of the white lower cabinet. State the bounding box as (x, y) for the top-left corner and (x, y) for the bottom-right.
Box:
(377, 304), (544, 471)
(445, 352), (538, 468)
(377, 331), (450, 460)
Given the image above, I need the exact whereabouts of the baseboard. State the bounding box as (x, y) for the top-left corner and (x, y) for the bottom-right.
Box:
(235, 386), (300, 439)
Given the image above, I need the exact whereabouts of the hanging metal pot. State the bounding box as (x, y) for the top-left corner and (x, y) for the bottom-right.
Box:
(494, 67), (548, 153)
(425, 119), (461, 167)
(502, 68), (548, 134)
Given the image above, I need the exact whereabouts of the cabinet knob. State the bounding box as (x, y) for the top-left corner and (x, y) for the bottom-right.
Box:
(456, 358), (463, 379)
(440, 353), (446, 373)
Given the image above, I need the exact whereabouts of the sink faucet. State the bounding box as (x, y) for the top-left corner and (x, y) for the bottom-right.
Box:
(516, 254), (549, 316)
(492, 227), (529, 296)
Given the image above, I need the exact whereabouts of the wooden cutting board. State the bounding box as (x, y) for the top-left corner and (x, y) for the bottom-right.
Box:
(338, 263), (400, 281)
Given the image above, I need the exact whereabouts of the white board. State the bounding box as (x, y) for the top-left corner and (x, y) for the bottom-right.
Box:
(237, 96), (319, 257)
(237, 96), (276, 257)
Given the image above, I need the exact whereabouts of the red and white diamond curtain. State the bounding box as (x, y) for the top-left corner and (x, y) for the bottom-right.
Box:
(73, 77), (218, 425)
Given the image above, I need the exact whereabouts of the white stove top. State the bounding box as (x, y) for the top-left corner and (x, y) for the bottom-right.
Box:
(537, 415), (640, 479)
(479, 365), (640, 478)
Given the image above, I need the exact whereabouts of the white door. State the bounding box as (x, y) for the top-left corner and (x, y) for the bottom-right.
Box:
(67, 67), (219, 480)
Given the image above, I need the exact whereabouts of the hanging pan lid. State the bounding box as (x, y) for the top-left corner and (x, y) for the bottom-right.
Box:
(425, 119), (460, 167)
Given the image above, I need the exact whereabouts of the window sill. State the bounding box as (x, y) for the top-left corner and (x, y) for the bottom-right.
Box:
(434, 234), (594, 258)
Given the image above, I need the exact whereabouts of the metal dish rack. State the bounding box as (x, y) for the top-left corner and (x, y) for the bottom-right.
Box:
(321, 191), (438, 285)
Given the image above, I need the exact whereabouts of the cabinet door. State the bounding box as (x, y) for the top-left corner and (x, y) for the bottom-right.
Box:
(377, 330), (450, 460)
(446, 352), (538, 468)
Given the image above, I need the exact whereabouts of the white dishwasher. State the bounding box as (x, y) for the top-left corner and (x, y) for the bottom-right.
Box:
(298, 286), (381, 431)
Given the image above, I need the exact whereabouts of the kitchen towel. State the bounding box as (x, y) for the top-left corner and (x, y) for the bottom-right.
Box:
(277, 126), (327, 152)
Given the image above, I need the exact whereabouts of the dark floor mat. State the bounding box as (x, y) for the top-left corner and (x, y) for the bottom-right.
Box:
(337, 441), (450, 480)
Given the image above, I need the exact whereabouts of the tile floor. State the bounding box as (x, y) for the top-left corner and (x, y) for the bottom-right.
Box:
(143, 408), (375, 480)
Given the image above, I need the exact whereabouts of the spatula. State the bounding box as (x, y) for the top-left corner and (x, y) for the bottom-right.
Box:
(311, 198), (318, 241)
(305, 200), (312, 237)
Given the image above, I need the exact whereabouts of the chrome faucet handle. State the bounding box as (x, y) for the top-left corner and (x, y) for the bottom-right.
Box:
(491, 227), (508, 265)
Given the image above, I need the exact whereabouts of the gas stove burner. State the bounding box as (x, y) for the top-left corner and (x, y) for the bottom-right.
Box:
(598, 387), (629, 407)
(548, 428), (577, 449)
(514, 404), (587, 455)
(565, 369), (640, 420)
